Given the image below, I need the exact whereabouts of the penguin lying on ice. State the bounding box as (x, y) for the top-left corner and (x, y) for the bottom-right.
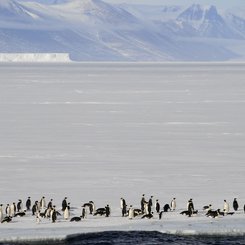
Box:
(14, 211), (26, 217)
(93, 208), (106, 216)
(70, 216), (82, 222)
(1, 216), (12, 223)
(141, 212), (153, 219)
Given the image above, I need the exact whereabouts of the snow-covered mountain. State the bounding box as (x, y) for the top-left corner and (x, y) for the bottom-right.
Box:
(0, 0), (39, 23)
(176, 4), (243, 39)
(0, 0), (245, 61)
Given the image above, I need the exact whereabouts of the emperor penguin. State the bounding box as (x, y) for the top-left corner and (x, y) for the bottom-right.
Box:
(64, 206), (70, 220)
(128, 205), (134, 220)
(187, 199), (194, 213)
(17, 199), (22, 212)
(105, 204), (110, 217)
(47, 199), (53, 209)
(81, 206), (87, 219)
(171, 198), (176, 211)
(233, 198), (239, 211)
(223, 200), (230, 214)
(91, 201), (95, 214)
(203, 204), (212, 211)
(0, 204), (3, 222)
(10, 203), (16, 217)
(45, 207), (52, 218)
(1, 216), (12, 223)
(26, 197), (31, 211)
(62, 197), (68, 211)
(120, 198), (127, 217)
(40, 196), (46, 210)
(144, 202), (149, 214)
(148, 196), (153, 213)
(155, 199), (160, 213)
(51, 207), (57, 223)
(5, 204), (10, 216)
(36, 211), (42, 224)
(140, 194), (146, 213)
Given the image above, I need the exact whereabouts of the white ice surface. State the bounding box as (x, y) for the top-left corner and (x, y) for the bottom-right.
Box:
(0, 62), (244, 241)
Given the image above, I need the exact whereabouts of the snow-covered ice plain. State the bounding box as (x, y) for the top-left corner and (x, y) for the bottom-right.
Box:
(0, 62), (244, 242)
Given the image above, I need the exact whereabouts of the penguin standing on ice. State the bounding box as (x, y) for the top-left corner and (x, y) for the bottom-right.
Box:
(36, 211), (42, 224)
(17, 200), (22, 212)
(64, 206), (70, 220)
(144, 202), (149, 214)
(233, 198), (239, 211)
(120, 198), (127, 217)
(32, 201), (39, 216)
(128, 205), (134, 219)
(155, 199), (160, 213)
(5, 204), (10, 216)
(47, 199), (53, 209)
(90, 201), (95, 214)
(81, 206), (86, 219)
(51, 207), (57, 223)
(171, 198), (176, 211)
(62, 197), (68, 211)
(40, 197), (46, 210)
(223, 200), (230, 214)
(0, 204), (3, 222)
(105, 205), (110, 217)
(45, 207), (52, 218)
(187, 199), (194, 217)
(187, 199), (194, 211)
(140, 194), (146, 213)
(148, 196), (153, 214)
(26, 197), (31, 211)
(10, 203), (16, 217)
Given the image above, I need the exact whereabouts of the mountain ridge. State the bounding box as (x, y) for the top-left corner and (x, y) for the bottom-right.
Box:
(0, 0), (245, 61)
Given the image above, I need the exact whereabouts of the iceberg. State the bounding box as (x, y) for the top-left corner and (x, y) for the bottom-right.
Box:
(0, 53), (71, 62)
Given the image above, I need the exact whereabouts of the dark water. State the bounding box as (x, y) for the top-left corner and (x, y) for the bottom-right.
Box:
(1, 231), (245, 245)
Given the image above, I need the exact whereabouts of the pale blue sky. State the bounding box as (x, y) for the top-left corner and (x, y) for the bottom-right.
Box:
(104, 0), (245, 8)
